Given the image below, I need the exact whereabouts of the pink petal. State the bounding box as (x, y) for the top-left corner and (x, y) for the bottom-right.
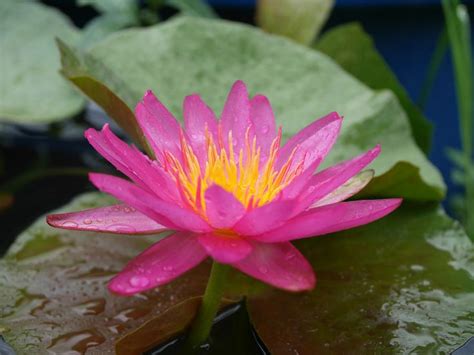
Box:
(47, 204), (167, 235)
(276, 112), (342, 171)
(89, 173), (211, 233)
(135, 91), (184, 163)
(204, 185), (246, 229)
(85, 125), (150, 192)
(220, 80), (252, 154)
(233, 241), (315, 291)
(312, 170), (374, 207)
(249, 94), (276, 163)
(92, 125), (179, 202)
(255, 199), (402, 243)
(183, 94), (219, 165)
(108, 231), (207, 295)
(281, 158), (321, 200)
(298, 145), (380, 209)
(197, 233), (252, 263)
(232, 200), (297, 236)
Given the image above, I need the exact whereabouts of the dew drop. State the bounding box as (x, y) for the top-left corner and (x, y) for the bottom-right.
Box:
(83, 219), (93, 225)
(261, 125), (270, 134)
(107, 224), (136, 233)
(410, 264), (425, 272)
(285, 252), (296, 261)
(162, 265), (174, 272)
(259, 266), (268, 274)
(129, 275), (149, 288)
(61, 221), (78, 228)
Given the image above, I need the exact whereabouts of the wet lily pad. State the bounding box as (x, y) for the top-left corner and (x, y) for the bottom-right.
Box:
(0, 193), (210, 354)
(245, 203), (474, 353)
(1, 194), (473, 353)
(0, 1), (84, 124)
(59, 17), (445, 201)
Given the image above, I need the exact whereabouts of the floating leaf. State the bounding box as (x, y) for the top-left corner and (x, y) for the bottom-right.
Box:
(245, 203), (474, 353)
(61, 17), (444, 201)
(0, 193), (209, 354)
(257, 0), (334, 45)
(315, 23), (433, 153)
(1, 195), (473, 353)
(0, 1), (84, 124)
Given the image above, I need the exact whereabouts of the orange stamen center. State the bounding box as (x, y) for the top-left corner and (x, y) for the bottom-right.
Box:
(164, 126), (303, 216)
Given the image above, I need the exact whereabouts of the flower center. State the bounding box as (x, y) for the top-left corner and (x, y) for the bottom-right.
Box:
(164, 126), (303, 216)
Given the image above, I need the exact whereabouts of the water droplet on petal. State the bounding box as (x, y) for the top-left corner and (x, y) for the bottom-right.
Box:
(162, 266), (173, 272)
(259, 266), (268, 274)
(61, 221), (78, 228)
(83, 219), (93, 225)
(285, 252), (296, 261)
(261, 125), (269, 134)
(106, 224), (136, 233)
(129, 275), (149, 288)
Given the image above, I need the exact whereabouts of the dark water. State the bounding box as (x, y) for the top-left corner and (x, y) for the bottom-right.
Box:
(147, 302), (268, 355)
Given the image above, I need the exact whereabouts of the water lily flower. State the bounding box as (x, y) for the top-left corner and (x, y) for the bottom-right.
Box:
(47, 81), (401, 296)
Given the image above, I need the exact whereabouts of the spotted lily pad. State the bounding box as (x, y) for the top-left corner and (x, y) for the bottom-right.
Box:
(59, 17), (445, 201)
(1, 194), (473, 353)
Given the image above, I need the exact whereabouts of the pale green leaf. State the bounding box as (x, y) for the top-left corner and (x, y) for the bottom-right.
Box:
(0, 1), (85, 124)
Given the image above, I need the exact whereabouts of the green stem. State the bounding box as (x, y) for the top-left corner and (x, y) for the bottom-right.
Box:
(186, 262), (229, 350)
(417, 27), (448, 110)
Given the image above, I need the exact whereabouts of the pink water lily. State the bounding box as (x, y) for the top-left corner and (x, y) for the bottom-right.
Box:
(47, 81), (401, 295)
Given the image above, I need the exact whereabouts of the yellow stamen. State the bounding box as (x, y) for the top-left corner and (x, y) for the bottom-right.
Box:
(164, 128), (301, 217)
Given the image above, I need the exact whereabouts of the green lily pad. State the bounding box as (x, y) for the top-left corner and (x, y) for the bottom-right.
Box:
(245, 203), (474, 353)
(59, 17), (444, 201)
(1, 194), (473, 353)
(315, 22), (433, 153)
(0, 1), (84, 124)
(0, 193), (212, 354)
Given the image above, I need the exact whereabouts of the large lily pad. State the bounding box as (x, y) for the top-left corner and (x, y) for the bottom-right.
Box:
(0, 1), (84, 124)
(245, 203), (474, 353)
(60, 17), (445, 201)
(0, 193), (211, 354)
(1, 194), (473, 353)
